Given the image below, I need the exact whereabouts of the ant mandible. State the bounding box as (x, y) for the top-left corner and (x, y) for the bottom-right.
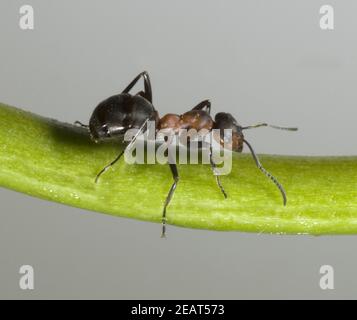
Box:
(75, 71), (297, 237)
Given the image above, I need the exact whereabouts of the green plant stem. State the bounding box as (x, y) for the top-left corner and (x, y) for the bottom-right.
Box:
(0, 102), (357, 234)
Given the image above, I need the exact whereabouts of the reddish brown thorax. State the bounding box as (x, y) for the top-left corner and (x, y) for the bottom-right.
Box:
(158, 113), (181, 132)
(158, 110), (244, 152)
(158, 110), (214, 133)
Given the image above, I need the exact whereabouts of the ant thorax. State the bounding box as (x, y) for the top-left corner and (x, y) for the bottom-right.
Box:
(158, 110), (214, 133)
(156, 109), (218, 150)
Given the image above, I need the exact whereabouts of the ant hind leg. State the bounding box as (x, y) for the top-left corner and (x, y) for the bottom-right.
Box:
(95, 150), (124, 183)
(74, 121), (89, 128)
(122, 71), (152, 103)
(95, 118), (149, 183)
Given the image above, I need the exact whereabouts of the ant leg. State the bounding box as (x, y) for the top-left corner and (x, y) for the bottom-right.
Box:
(161, 162), (179, 238)
(161, 139), (179, 238)
(135, 90), (145, 98)
(243, 139), (287, 205)
(191, 99), (211, 115)
(95, 118), (149, 183)
(95, 150), (124, 183)
(122, 71), (152, 103)
(209, 144), (227, 199)
(74, 121), (89, 128)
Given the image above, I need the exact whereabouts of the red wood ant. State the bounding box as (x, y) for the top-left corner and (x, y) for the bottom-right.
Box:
(75, 72), (297, 237)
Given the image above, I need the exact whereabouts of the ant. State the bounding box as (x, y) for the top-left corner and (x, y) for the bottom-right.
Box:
(75, 71), (297, 237)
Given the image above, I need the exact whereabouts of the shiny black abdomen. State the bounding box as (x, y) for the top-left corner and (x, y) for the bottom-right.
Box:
(89, 93), (157, 139)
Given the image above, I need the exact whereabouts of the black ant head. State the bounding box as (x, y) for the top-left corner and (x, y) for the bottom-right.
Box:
(89, 95), (129, 142)
(213, 112), (244, 152)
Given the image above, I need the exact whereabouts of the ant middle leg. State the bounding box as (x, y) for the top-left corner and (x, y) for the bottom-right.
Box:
(209, 144), (227, 199)
(161, 150), (180, 238)
(191, 99), (211, 115)
(135, 90), (146, 98)
(122, 71), (152, 103)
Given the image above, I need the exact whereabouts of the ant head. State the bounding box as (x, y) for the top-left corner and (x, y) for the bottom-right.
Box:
(213, 112), (244, 152)
(89, 95), (129, 142)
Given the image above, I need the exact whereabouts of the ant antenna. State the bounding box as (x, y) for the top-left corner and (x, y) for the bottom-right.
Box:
(243, 139), (287, 205)
(242, 123), (298, 131)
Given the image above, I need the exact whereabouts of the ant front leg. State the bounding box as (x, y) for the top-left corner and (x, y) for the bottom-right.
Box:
(191, 99), (211, 115)
(122, 71), (152, 103)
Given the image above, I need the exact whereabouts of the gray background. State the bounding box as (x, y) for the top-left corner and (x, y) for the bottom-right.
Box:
(0, 0), (356, 299)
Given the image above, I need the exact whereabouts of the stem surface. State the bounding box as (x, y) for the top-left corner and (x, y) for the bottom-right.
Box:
(0, 103), (356, 234)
